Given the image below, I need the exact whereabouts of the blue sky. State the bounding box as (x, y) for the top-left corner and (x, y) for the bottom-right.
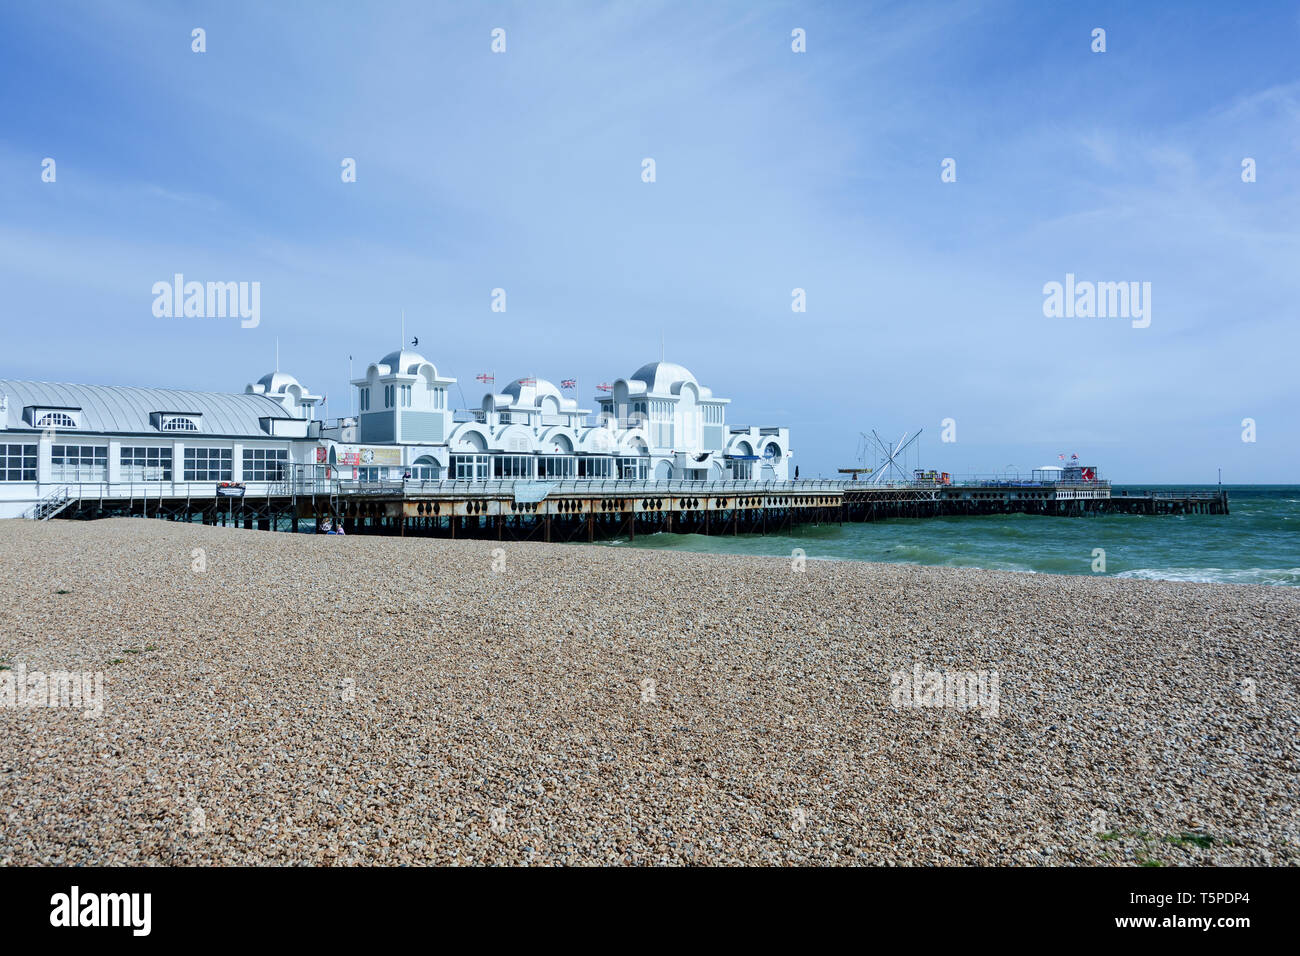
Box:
(1, 1), (1297, 481)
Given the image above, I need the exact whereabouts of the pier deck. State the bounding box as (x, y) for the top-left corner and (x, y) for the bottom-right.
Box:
(42, 478), (1230, 538)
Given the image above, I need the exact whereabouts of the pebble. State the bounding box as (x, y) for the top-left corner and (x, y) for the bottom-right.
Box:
(0, 517), (1296, 866)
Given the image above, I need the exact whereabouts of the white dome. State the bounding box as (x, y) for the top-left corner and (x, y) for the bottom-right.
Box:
(496, 377), (581, 412)
(254, 371), (301, 394)
(376, 349), (432, 376)
(503, 377), (563, 406)
(630, 361), (697, 395)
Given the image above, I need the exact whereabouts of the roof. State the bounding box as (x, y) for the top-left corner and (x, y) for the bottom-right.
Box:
(0, 379), (297, 436)
(630, 361), (697, 394)
(375, 349), (431, 376)
(481, 377), (589, 415)
(627, 361), (716, 399)
(247, 370), (321, 402)
(500, 377), (578, 410)
(253, 371), (301, 393)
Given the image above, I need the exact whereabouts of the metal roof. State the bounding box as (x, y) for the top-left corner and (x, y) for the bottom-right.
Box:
(0, 380), (296, 437)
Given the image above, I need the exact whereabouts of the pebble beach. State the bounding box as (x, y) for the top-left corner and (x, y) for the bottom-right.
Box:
(1, 518), (1297, 866)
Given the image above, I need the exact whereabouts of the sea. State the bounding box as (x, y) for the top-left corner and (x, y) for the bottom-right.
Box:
(610, 485), (1300, 587)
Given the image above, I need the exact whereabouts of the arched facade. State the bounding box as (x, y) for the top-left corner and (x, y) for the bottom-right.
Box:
(0, 347), (795, 517)
(314, 351), (792, 484)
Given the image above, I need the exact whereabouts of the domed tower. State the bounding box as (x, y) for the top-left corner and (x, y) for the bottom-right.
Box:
(485, 377), (587, 425)
(245, 370), (322, 420)
(595, 360), (733, 480)
(350, 348), (456, 444)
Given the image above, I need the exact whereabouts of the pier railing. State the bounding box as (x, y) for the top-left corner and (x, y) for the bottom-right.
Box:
(1115, 489), (1223, 500)
(323, 477), (848, 497)
(284, 475), (1124, 497)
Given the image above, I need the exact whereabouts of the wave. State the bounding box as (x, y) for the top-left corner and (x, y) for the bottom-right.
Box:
(1115, 567), (1300, 587)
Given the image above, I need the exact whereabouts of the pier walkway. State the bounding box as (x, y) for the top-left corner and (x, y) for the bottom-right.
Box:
(38, 475), (1230, 539)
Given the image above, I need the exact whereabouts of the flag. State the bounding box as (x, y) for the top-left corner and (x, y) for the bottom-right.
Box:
(476, 373), (494, 384)
(596, 382), (612, 392)
(518, 377), (536, 386)
(561, 379), (576, 389)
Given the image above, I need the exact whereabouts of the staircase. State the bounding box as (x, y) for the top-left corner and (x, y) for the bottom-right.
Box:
(25, 486), (73, 521)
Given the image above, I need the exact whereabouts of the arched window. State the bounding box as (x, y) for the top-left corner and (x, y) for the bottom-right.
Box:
(35, 412), (76, 428)
(162, 417), (199, 432)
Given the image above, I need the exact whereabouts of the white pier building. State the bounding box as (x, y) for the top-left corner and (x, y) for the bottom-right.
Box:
(0, 350), (792, 518)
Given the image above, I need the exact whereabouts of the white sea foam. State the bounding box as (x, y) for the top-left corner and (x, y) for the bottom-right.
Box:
(1115, 567), (1300, 587)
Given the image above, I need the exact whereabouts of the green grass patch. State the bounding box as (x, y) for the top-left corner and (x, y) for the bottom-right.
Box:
(1164, 833), (1214, 848)
(1098, 828), (1219, 865)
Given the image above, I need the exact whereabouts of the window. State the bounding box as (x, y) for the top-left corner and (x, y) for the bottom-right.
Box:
(616, 456), (648, 481)
(35, 412), (77, 428)
(449, 454), (489, 480)
(537, 455), (575, 479)
(577, 456), (612, 479)
(410, 464), (440, 480)
(121, 446), (172, 481)
(162, 416), (199, 432)
(703, 405), (723, 424)
(183, 447), (233, 481)
(732, 460), (753, 480)
(399, 384), (412, 407)
(51, 445), (107, 481)
(493, 454), (534, 479)
(651, 401), (674, 448)
(0, 443), (36, 482)
(359, 387), (370, 412)
(242, 448), (288, 481)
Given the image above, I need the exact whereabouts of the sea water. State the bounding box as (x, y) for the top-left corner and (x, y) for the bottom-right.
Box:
(611, 485), (1300, 587)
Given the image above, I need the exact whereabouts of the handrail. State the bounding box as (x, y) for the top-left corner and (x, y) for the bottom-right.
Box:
(315, 477), (849, 496)
(24, 485), (71, 520)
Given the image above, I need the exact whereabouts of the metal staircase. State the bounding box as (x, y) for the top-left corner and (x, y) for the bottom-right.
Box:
(24, 486), (73, 521)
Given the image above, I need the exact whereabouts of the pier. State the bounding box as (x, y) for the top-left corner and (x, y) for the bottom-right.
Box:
(35, 474), (1230, 538)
